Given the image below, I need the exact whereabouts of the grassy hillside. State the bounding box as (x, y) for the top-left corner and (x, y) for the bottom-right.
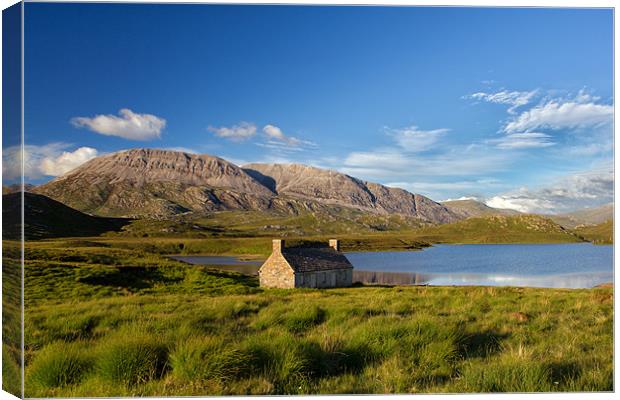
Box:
(574, 220), (613, 244)
(103, 213), (584, 251)
(407, 215), (582, 244)
(17, 239), (613, 396)
(108, 208), (429, 239)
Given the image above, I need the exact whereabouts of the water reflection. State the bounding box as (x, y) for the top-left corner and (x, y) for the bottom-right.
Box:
(353, 270), (612, 289)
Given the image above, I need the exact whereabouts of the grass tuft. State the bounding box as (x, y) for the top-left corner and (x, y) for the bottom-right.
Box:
(96, 335), (169, 387)
(170, 336), (251, 383)
(27, 341), (94, 391)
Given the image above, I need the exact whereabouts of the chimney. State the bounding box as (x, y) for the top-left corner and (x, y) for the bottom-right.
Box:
(329, 239), (340, 252)
(272, 239), (285, 253)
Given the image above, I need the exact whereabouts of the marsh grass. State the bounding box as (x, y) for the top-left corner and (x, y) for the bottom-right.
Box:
(170, 336), (251, 383)
(96, 334), (169, 387)
(20, 239), (614, 396)
(27, 341), (94, 390)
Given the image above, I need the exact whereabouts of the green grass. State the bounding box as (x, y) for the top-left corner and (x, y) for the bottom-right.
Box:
(573, 220), (613, 244)
(27, 341), (94, 390)
(104, 208), (428, 239)
(96, 334), (169, 387)
(18, 238), (613, 396)
(3, 241), (23, 397)
(411, 215), (583, 244)
(104, 211), (585, 246)
(23, 286), (613, 396)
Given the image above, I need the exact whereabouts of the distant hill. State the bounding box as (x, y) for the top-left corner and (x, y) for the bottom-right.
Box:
(549, 203), (613, 229)
(441, 199), (520, 219)
(573, 220), (613, 244)
(2, 192), (130, 240)
(410, 214), (583, 244)
(3, 183), (35, 194)
(34, 149), (459, 224)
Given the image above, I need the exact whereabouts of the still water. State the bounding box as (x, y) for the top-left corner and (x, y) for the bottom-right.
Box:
(171, 243), (613, 288)
(347, 244), (613, 288)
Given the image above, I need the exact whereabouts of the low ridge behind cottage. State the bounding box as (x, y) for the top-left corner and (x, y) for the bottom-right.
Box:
(259, 239), (353, 288)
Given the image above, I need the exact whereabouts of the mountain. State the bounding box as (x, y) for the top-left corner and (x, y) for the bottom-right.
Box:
(441, 199), (520, 219)
(244, 163), (458, 223)
(2, 192), (130, 240)
(548, 203), (613, 229)
(35, 149), (277, 218)
(34, 149), (459, 224)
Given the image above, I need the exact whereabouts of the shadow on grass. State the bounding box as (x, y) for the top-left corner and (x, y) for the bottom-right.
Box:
(458, 330), (510, 359)
(77, 267), (181, 291)
(547, 360), (582, 385)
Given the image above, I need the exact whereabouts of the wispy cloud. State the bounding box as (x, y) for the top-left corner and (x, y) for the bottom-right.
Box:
(385, 178), (506, 200)
(340, 144), (513, 179)
(256, 124), (317, 153)
(503, 92), (613, 133)
(387, 125), (450, 152)
(467, 89), (538, 114)
(263, 124), (298, 145)
(3, 143), (98, 180)
(160, 146), (200, 154)
(71, 109), (166, 141)
(489, 132), (556, 149)
(208, 122), (257, 142)
(485, 168), (613, 213)
(261, 124), (316, 149)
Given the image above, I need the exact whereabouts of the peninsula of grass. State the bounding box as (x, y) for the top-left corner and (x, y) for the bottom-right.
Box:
(15, 238), (613, 396)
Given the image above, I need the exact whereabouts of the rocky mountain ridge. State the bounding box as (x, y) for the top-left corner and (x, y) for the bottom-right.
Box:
(34, 148), (459, 223)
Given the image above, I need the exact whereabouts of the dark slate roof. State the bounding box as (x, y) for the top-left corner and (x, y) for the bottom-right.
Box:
(281, 247), (353, 273)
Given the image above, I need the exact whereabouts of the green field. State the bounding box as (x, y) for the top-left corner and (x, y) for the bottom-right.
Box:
(7, 238), (613, 396)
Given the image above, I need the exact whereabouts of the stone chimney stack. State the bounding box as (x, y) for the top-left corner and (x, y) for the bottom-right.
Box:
(329, 239), (340, 252)
(272, 239), (285, 253)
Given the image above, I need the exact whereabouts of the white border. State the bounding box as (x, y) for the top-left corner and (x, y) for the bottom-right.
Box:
(0, 1), (616, 400)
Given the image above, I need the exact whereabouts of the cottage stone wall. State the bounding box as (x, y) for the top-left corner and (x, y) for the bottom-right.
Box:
(259, 254), (295, 288)
(294, 268), (352, 288)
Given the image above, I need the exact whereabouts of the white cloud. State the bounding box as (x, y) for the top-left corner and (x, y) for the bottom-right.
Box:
(489, 132), (556, 149)
(485, 168), (613, 214)
(39, 147), (98, 176)
(387, 125), (449, 152)
(442, 196), (484, 202)
(71, 108), (166, 141)
(258, 124), (317, 152)
(160, 146), (199, 154)
(262, 124), (313, 147)
(208, 122), (257, 142)
(263, 124), (295, 144)
(503, 98), (613, 133)
(3, 143), (98, 180)
(468, 89), (538, 114)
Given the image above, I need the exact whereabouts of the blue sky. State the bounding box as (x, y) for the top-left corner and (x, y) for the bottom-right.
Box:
(7, 4), (614, 213)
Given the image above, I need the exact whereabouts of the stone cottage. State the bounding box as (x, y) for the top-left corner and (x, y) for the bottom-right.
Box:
(259, 239), (353, 288)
